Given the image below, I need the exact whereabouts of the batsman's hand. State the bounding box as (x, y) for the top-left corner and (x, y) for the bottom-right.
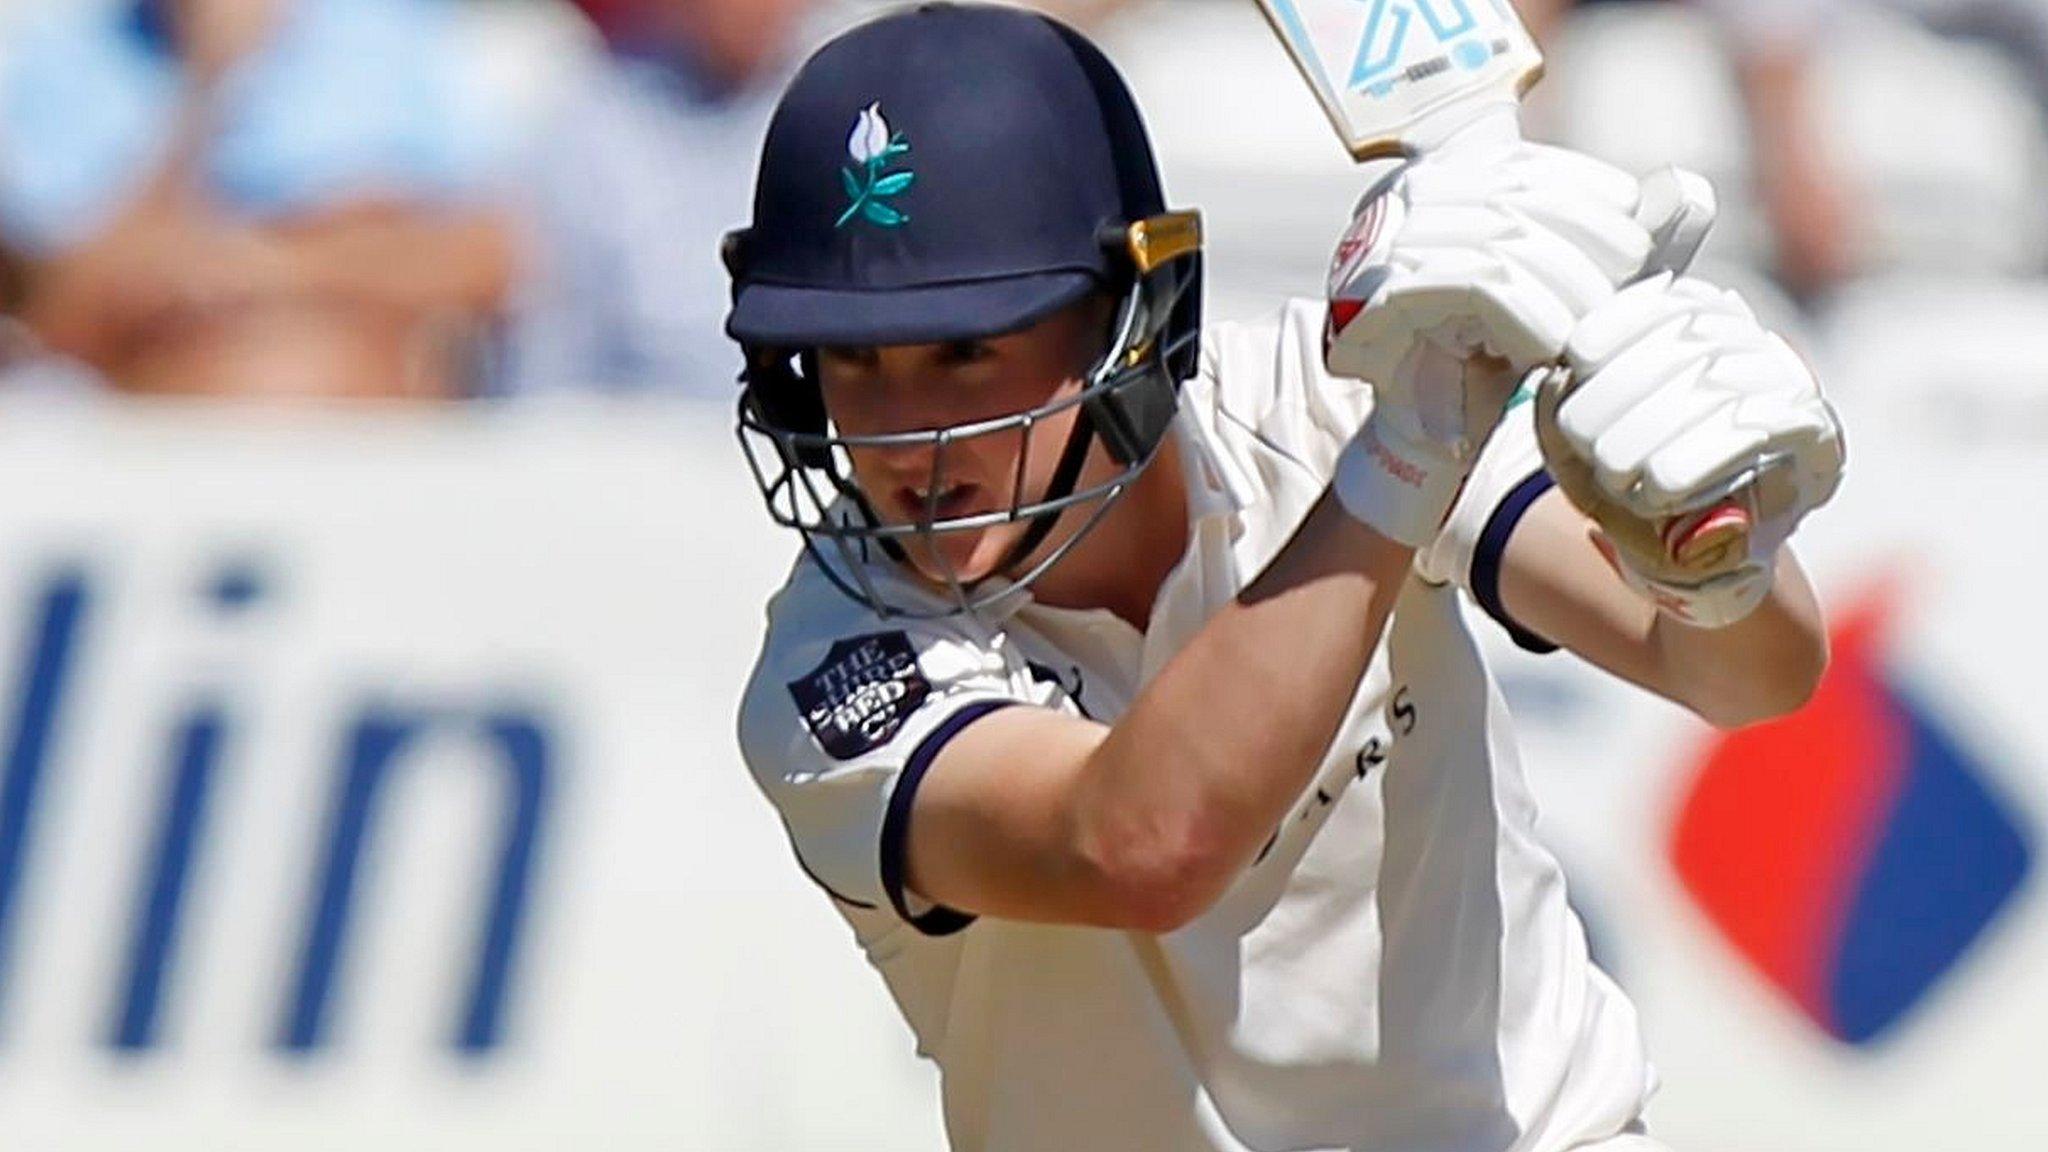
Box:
(1536, 274), (1846, 628)
(1324, 138), (1682, 546)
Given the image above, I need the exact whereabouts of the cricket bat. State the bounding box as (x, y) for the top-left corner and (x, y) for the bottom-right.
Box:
(1252, 0), (1749, 575)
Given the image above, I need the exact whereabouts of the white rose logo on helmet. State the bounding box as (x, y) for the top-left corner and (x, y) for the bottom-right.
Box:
(838, 102), (915, 229)
(848, 102), (890, 163)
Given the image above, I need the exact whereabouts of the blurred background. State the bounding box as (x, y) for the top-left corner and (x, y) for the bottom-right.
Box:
(0, 0), (2040, 1148)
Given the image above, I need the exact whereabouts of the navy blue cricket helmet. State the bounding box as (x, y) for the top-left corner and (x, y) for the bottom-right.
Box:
(724, 2), (1204, 618)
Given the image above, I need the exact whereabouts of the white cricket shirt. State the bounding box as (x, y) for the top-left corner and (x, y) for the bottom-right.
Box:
(738, 301), (1657, 1152)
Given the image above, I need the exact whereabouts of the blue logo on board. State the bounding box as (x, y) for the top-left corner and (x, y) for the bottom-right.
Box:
(0, 564), (560, 1058)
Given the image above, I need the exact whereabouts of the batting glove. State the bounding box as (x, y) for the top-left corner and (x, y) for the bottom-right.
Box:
(1535, 274), (1847, 627)
(1326, 137), (1679, 546)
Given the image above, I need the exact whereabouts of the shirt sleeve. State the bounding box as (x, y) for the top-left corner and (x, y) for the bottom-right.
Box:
(1210, 299), (1557, 652)
(738, 594), (1053, 935)
(1195, 299), (1377, 483)
(1415, 385), (1560, 654)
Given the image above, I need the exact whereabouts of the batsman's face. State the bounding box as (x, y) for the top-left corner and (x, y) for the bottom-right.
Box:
(816, 297), (1113, 589)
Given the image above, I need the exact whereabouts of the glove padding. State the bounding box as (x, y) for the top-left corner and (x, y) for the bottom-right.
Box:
(1325, 136), (1679, 545)
(1535, 274), (1846, 627)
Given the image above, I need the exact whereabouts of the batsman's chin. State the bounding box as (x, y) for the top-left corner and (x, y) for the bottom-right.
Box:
(898, 517), (1031, 592)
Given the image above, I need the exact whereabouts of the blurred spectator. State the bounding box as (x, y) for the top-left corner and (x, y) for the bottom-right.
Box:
(494, 0), (820, 399)
(1521, 0), (2048, 298)
(496, 0), (1140, 400)
(0, 0), (523, 400)
(1026, 0), (1139, 27)
(0, 230), (103, 396)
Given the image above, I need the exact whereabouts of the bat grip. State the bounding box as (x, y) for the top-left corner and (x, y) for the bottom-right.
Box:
(1409, 100), (1523, 158)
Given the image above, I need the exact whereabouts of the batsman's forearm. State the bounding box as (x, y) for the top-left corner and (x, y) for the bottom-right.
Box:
(1073, 493), (1412, 926)
(1651, 550), (1827, 729)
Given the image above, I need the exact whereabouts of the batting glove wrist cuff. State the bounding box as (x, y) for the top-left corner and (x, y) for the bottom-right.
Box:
(1333, 414), (1469, 548)
(1609, 543), (1774, 629)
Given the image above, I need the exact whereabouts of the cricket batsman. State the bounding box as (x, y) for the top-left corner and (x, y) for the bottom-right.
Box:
(725, 3), (1846, 1149)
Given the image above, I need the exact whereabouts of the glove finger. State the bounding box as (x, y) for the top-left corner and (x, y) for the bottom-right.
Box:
(1638, 411), (1772, 513)
(1402, 158), (1505, 207)
(1463, 264), (1578, 366)
(1589, 367), (1734, 492)
(1498, 192), (1650, 287)
(1503, 146), (1659, 278)
(1557, 315), (1711, 449)
(1728, 391), (1839, 468)
(1636, 336), (1839, 511)
(1337, 204), (1523, 311)
(1565, 274), (1754, 371)
(1414, 145), (1648, 286)
(1334, 244), (1506, 338)
(1395, 204), (1521, 251)
(1566, 275), (1698, 370)
(1370, 254), (1578, 366)
(1744, 426), (1843, 544)
(1791, 409), (1848, 506)
(1636, 274), (1747, 317)
(1328, 247), (1540, 381)
(1489, 216), (1621, 320)
(1634, 166), (1719, 275)
(1510, 145), (1644, 216)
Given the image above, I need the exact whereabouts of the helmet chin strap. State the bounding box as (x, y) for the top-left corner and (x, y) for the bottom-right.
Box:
(985, 410), (1100, 587)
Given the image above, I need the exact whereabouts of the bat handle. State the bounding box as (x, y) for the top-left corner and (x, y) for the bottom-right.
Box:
(1408, 100), (1525, 159)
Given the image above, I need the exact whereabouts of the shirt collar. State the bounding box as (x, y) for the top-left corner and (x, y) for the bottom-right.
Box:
(995, 406), (1246, 631)
(1170, 406), (1249, 536)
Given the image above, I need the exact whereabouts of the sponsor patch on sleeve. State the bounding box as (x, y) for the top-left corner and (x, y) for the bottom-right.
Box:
(786, 632), (934, 761)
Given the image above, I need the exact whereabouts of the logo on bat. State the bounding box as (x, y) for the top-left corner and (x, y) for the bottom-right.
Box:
(1346, 0), (1511, 97)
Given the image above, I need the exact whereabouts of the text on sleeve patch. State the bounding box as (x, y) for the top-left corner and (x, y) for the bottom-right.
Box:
(787, 632), (934, 761)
